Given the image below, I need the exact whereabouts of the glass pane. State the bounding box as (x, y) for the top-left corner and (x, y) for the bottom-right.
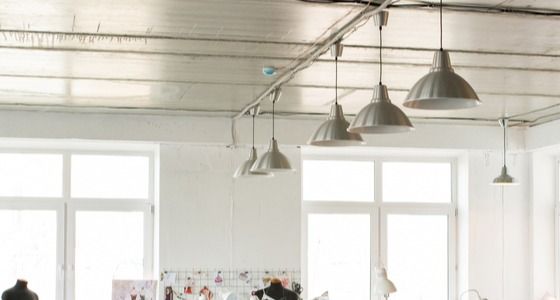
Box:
(386, 214), (448, 300)
(308, 214), (370, 300)
(0, 153), (62, 197)
(383, 162), (451, 203)
(71, 155), (150, 199)
(303, 160), (374, 202)
(0, 210), (57, 300)
(75, 211), (145, 300)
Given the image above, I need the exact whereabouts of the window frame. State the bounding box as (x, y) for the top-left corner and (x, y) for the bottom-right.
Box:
(302, 154), (457, 300)
(549, 158), (560, 299)
(0, 145), (157, 300)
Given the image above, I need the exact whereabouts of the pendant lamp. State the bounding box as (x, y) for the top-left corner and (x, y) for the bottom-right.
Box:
(348, 11), (414, 134)
(491, 118), (518, 186)
(403, 0), (480, 110)
(373, 267), (397, 300)
(251, 89), (294, 173)
(308, 41), (364, 146)
(233, 106), (273, 178)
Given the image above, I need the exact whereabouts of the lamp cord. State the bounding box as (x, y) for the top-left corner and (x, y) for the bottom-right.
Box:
(501, 118), (507, 300)
(252, 113), (255, 148)
(440, 0), (443, 50)
(503, 120), (507, 167)
(335, 56), (338, 104)
(379, 25), (383, 84)
(272, 99), (275, 139)
(502, 184), (505, 300)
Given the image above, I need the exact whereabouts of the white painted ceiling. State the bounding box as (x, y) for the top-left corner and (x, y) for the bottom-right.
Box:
(0, 0), (559, 125)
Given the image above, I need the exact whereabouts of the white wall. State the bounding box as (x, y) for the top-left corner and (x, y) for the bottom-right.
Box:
(155, 143), (533, 300)
(159, 143), (301, 269)
(461, 150), (529, 300)
(526, 119), (560, 300)
(529, 149), (557, 300)
(0, 109), (550, 300)
(0, 110), (524, 150)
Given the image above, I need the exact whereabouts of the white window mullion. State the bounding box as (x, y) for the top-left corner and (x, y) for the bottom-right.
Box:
(56, 203), (66, 300)
(555, 160), (560, 298)
(371, 206), (380, 300)
(65, 203), (77, 300)
(300, 205), (309, 300)
(62, 152), (71, 300)
(143, 203), (155, 279)
(374, 159), (383, 204)
(448, 209), (457, 300)
(379, 206), (388, 275)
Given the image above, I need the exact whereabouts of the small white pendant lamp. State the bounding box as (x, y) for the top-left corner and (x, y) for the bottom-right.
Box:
(373, 267), (397, 300)
(403, 0), (480, 110)
(251, 88), (294, 173)
(348, 11), (414, 134)
(233, 106), (273, 178)
(491, 118), (518, 186)
(308, 41), (364, 146)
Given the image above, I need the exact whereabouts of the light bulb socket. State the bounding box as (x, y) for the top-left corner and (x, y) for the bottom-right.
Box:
(371, 84), (391, 103)
(248, 105), (261, 117)
(430, 50), (454, 72)
(269, 88), (282, 104)
(373, 10), (389, 27)
(330, 41), (343, 58)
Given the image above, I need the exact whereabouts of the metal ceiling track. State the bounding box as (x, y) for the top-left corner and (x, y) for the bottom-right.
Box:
(230, 0), (560, 145)
(299, 0), (560, 16)
(230, 0), (394, 145)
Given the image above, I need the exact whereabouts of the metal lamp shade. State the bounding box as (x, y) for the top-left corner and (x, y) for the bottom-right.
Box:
(403, 50), (480, 110)
(348, 84), (414, 134)
(233, 147), (273, 178)
(491, 165), (518, 186)
(251, 138), (294, 172)
(373, 268), (397, 296)
(308, 103), (365, 146)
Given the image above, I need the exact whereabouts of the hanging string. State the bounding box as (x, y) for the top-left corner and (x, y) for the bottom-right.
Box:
(335, 56), (338, 104)
(379, 25), (383, 84)
(440, 0), (443, 50)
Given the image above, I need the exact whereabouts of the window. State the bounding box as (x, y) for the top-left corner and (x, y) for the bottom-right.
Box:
(71, 155), (150, 199)
(0, 209), (58, 300)
(385, 214), (449, 300)
(0, 153), (63, 197)
(303, 160), (375, 202)
(0, 146), (156, 300)
(75, 211), (146, 300)
(303, 156), (455, 300)
(382, 162), (451, 203)
(307, 214), (371, 300)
